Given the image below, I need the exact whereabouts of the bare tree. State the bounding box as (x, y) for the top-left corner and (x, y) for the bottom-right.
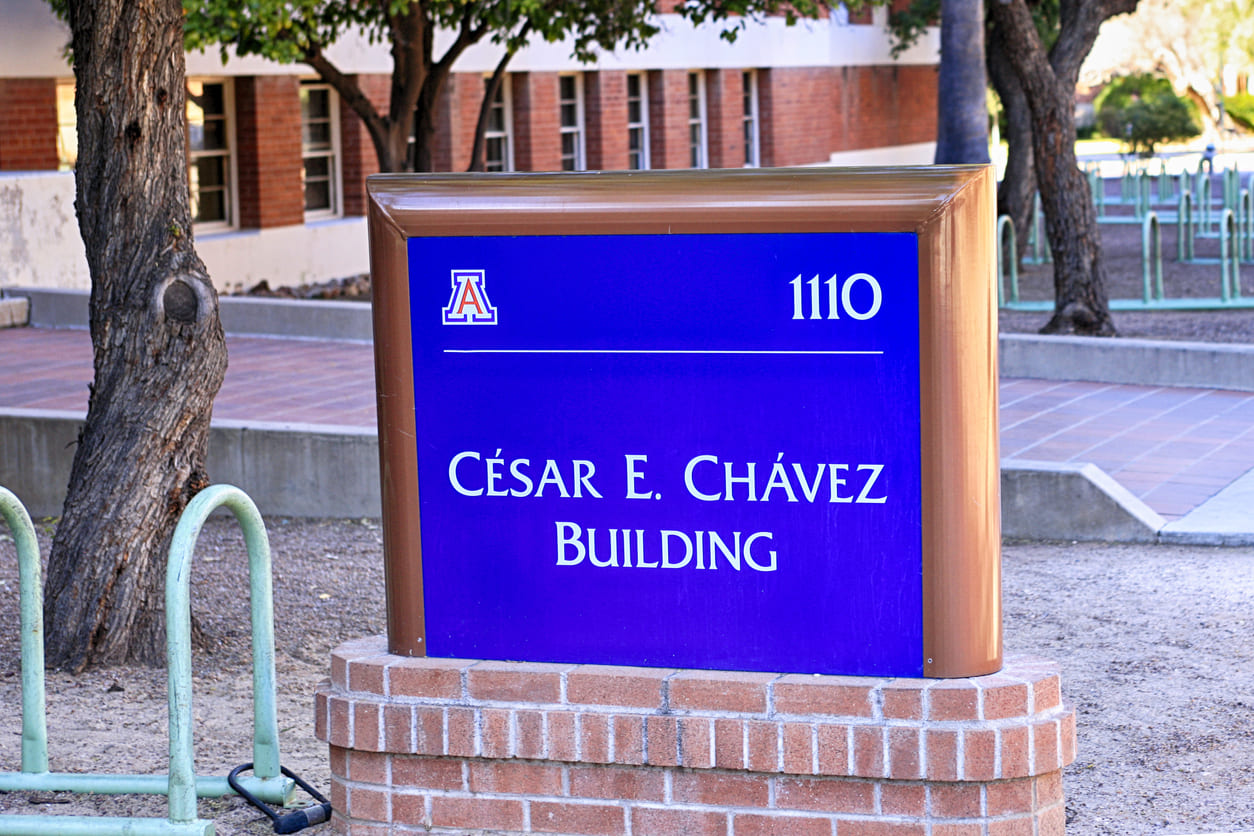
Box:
(988, 0), (1138, 335)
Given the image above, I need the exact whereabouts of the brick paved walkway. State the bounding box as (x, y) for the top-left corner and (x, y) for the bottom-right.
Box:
(3, 326), (1251, 522)
(0, 326), (376, 428)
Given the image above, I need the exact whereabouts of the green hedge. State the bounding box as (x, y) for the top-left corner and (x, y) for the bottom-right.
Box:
(1227, 93), (1254, 131)
(1096, 74), (1199, 156)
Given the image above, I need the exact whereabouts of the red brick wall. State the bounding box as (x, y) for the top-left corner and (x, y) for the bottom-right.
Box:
(340, 74), (389, 217)
(512, 72), (561, 172)
(648, 70), (694, 170)
(430, 73), (483, 173)
(0, 78), (59, 171)
(706, 69), (747, 169)
(234, 75), (304, 229)
(758, 65), (938, 166)
(832, 64), (938, 153)
(319, 639), (1077, 835)
(758, 68), (835, 167)
(585, 71), (629, 171)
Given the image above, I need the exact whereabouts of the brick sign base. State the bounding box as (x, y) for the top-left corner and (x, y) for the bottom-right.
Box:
(316, 637), (1076, 835)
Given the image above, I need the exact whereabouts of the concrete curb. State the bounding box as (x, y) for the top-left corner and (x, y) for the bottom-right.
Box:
(13, 287), (372, 342)
(1000, 333), (1254, 392)
(1000, 459), (1165, 543)
(0, 410), (380, 519)
(7, 292), (1251, 538)
(0, 296), (28, 328)
(0, 407), (1179, 541)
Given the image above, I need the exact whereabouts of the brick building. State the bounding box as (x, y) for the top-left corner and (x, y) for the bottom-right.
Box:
(0, 0), (939, 291)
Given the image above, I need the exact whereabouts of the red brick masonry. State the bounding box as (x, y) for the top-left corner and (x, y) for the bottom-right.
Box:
(316, 637), (1076, 835)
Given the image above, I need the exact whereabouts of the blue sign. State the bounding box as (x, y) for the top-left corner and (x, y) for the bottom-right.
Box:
(407, 232), (922, 676)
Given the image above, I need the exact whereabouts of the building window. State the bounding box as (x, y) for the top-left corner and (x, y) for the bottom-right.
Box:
(484, 77), (514, 172)
(687, 71), (708, 169)
(55, 82), (76, 171)
(559, 74), (586, 172)
(301, 82), (340, 217)
(627, 73), (650, 170)
(742, 70), (760, 168)
(186, 79), (235, 228)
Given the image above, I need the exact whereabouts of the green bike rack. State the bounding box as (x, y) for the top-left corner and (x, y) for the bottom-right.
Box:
(1142, 211), (1163, 303)
(0, 485), (296, 835)
(1178, 191), (1196, 262)
(996, 214), (1019, 306)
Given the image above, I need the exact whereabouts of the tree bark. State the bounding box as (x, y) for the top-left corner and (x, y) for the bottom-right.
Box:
(45, 0), (228, 671)
(934, 0), (990, 164)
(988, 0), (1136, 335)
(468, 29), (528, 172)
(987, 20), (1035, 261)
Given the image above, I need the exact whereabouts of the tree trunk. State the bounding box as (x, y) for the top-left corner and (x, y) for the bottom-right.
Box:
(934, 0), (989, 164)
(46, 0), (228, 671)
(988, 0), (1135, 335)
(468, 36), (526, 172)
(987, 21), (1035, 261)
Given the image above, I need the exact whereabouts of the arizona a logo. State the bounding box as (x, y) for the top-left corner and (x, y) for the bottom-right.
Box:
(442, 269), (498, 325)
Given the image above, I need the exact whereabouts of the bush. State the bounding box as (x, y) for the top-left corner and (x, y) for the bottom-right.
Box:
(1227, 93), (1254, 132)
(1095, 74), (1200, 156)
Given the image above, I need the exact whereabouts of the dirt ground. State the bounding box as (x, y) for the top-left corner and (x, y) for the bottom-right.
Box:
(1000, 197), (1254, 343)
(2, 526), (1254, 834)
(0, 518), (386, 834)
(6, 200), (1254, 834)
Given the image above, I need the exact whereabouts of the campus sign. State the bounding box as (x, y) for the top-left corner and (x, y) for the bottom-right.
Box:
(368, 168), (1001, 678)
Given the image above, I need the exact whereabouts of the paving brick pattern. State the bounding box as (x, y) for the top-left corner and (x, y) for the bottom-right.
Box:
(3, 326), (1251, 520)
(1000, 377), (1254, 520)
(0, 326), (376, 428)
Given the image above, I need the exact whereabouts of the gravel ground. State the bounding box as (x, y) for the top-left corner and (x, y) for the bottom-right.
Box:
(2, 521), (1254, 834)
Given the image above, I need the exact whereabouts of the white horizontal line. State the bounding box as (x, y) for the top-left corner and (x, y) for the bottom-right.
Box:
(443, 349), (884, 356)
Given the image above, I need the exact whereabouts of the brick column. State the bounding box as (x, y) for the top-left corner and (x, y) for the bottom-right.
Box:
(0, 78), (59, 171)
(429, 72), (483, 173)
(234, 75), (303, 229)
(758, 67), (837, 167)
(340, 74), (390, 217)
(584, 71), (628, 171)
(318, 638), (1077, 835)
(706, 69), (746, 170)
(648, 70), (693, 170)
(512, 72), (561, 172)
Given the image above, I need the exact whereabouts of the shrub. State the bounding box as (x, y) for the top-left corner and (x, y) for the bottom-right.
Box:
(1226, 93), (1254, 132)
(1095, 74), (1200, 156)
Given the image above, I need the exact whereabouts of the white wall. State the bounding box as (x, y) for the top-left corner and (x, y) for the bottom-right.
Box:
(197, 217), (369, 292)
(0, 171), (88, 289)
(0, 171), (367, 292)
(3, 0), (938, 81)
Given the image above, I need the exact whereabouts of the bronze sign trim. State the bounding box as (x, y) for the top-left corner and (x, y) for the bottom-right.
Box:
(368, 167), (1001, 678)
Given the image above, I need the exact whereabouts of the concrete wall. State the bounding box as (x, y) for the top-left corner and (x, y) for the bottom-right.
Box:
(0, 171), (88, 289)
(0, 410), (380, 519)
(0, 172), (368, 292)
(0, 0), (939, 80)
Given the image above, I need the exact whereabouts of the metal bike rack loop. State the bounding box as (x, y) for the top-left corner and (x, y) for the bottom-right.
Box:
(0, 485), (296, 835)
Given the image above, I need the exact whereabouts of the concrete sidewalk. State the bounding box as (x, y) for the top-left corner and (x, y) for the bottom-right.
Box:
(2, 290), (1253, 542)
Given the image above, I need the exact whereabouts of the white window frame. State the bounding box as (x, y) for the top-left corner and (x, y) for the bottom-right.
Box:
(483, 75), (514, 172)
(742, 70), (760, 168)
(301, 81), (342, 220)
(186, 77), (238, 232)
(559, 73), (586, 172)
(687, 71), (708, 170)
(626, 73), (650, 171)
(55, 81), (77, 171)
